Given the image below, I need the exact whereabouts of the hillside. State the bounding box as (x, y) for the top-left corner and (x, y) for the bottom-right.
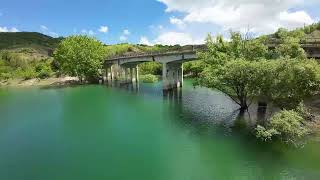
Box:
(0, 32), (63, 56)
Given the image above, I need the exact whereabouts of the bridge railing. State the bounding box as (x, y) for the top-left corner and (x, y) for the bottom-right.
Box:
(105, 45), (208, 61)
(106, 49), (196, 61)
(267, 38), (320, 45)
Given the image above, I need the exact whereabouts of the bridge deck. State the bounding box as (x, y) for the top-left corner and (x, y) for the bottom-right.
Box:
(105, 50), (197, 62)
(105, 41), (320, 62)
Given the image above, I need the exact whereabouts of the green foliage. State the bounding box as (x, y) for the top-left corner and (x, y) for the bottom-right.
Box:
(139, 62), (162, 75)
(105, 44), (136, 58)
(274, 29), (307, 59)
(183, 61), (205, 77)
(140, 74), (158, 83)
(35, 61), (53, 79)
(197, 33), (270, 110)
(270, 59), (320, 109)
(0, 32), (62, 50)
(18, 67), (37, 80)
(256, 110), (309, 144)
(199, 59), (265, 109)
(197, 28), (320, 111)
(295, 102), (315, 121)
(256, 125), (279, 142)
(0, 49), (55, 81)
(54, 35), (106, 82)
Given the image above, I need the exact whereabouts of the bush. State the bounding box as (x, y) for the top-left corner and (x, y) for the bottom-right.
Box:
(0, 72), (12, 80)
(139, 62), (162, 75)
(140, 74), (158, 83)
(21, 68), (37, 80)
(256, 110), (309, 144)
(256, 125), (279, 142)
(35, 62), (53, 79)
(295, 102), (315, 121)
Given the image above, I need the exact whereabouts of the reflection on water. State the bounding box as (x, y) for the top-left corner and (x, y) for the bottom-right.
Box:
(112, 80), (273, 131)
(0, 81), (320, 180)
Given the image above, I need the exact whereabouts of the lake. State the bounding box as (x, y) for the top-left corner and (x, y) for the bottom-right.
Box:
(0, 80), (320, 180)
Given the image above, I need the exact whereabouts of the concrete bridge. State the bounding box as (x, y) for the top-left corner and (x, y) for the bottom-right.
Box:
(104, 49), (199, 90)
(104, 40), (320, 91)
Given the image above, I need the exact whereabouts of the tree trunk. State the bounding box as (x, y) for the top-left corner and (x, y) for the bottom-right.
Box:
(239, 98), (248, 112)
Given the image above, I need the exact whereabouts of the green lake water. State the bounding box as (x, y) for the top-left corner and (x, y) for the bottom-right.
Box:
(0, 80), (320, 180)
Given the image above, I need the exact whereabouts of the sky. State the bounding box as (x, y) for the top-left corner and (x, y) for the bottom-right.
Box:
(0, 0), (319, 45)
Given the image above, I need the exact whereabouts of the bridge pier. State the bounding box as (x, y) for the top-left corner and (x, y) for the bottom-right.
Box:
(163, 62), (183, 91)
(105, 49), (197, 91)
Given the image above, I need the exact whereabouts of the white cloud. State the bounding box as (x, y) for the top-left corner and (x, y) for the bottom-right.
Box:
(139, 36), (152, 45)
(154, 31), (203, 45)
(0, 26), (19, 32)
(80, 29), (95, 36)
(119, 35), (127, 41)
(10, 27), (19, 32)
(40, 25), (59, 37)
(48, 32), (59, 38)
(40, 25), (48, 31)
(158, 0), (316, 39)
(123, 29), (130, 35)
(169, 16), (186, 29)
(279, 11), (314, 29)
(99, 26), (109, 33)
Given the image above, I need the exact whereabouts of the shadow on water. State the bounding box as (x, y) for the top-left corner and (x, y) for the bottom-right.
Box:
(108, 80), (274, 137)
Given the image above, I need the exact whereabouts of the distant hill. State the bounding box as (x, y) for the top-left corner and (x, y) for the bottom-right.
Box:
(0, 32), (63, 56)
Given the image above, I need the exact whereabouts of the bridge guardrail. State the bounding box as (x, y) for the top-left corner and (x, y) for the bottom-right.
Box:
(106, 39), (319, 61)
(106, 45), (207, 61)
(106, 50), (197, 61)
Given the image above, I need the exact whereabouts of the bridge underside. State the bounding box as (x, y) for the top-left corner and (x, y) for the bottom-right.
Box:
(104, 51), (197, 90)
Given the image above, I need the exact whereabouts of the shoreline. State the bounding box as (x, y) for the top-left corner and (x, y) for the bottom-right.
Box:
(0, 77), (79, 88)
(1, 77), (320, 113)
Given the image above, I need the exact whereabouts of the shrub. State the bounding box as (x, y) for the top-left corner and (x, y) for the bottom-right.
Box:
(35, 62), (53, 79)
(140, 74), (158, 83)
(21, 68), (37, 80)
(256, 110), (309, 144)
(256, 125), (279, 142)
(0, 72), (12, 80)
(295, 102), (315, 121)
(139, 62), (162, 75)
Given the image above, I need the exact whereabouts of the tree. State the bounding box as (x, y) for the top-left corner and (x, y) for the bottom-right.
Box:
(197, 30), (320, 111)
(139, 62), (162, 75)
(197, 33), (270, 111)
(54, 35), (106, 82)
(183, 61), (205, 77)
(269, 59), (320, 109)
(274, 28), (307, 59)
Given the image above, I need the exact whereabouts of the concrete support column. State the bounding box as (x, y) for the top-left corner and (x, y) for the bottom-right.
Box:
(162, 63), (169, 90)
(124, 67), (129, 83)
(120, 66), (125, 81)
(130, 68), (134, 82)
(111, 66), (115, 81)
(135, 65), (139, 83)
(178, 64), (183, 88)
(105, 67), (108, 82)
(108, 67), (112, 81)
(163, 63), (183, 91)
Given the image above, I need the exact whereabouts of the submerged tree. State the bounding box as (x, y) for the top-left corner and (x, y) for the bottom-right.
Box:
(197, 33), (270, 111)
(197, 31), (320, 111)
(54, 35), (106, 82)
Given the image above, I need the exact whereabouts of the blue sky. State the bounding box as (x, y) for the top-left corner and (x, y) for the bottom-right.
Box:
(0, 0), (319, 45)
